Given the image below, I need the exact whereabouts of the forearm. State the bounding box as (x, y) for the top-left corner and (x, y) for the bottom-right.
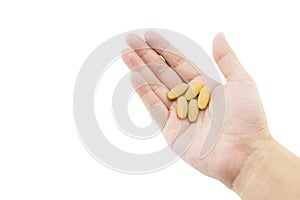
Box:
(232, 137), (300, 199)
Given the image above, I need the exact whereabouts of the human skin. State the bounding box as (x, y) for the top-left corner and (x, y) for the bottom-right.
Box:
(122, 31), (300, 199)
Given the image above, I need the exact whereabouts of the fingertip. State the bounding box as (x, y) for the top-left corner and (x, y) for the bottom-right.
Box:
(145, 31), (170, 52)
(216, 32), (225, 39)
(144, 30), (157, 39)
(144, 31), (162, 44)
(213, 32), (225, 44)
(125, 33), (140, 44)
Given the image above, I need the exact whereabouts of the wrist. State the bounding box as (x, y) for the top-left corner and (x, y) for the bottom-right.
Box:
(232, 135), (274, 196)
(232, 135), (300, 199)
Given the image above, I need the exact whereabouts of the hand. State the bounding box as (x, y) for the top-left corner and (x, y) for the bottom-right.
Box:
(122, 31), (271, 188)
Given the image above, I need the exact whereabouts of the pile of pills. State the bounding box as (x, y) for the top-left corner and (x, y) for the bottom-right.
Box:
(167, 82), (210, 122)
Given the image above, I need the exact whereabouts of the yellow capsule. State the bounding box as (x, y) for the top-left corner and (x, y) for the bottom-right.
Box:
(185, 82), (203, 100)
(198, 86), (210, 110)
(167, 83), (188, 100)
(188, 99), (199, 123)
(177, 96), (188, 119)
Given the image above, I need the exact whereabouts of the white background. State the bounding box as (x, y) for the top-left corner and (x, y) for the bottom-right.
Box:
(1, 0), (300, 199)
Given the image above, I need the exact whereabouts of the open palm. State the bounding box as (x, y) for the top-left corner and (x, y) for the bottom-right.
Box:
(122, 31), (270, 188)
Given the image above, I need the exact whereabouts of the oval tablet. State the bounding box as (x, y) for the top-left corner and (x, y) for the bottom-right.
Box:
(188, 99), (199, 123)
(177, 96), (188, 119)
(185, 82), (203, 100)
(167, 83), (188, 100)
(198, 86), (210, 110)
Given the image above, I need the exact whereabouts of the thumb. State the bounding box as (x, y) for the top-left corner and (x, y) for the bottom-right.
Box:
(213, 33), (251, 82)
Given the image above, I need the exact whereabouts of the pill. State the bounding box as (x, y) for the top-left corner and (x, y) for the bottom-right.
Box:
(198, 86), (210, 110)
(188, 99), (199, 123)
(167, 83), (188, 100)
(185, 82), (204, 100)
(177, 96), (188, 119)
